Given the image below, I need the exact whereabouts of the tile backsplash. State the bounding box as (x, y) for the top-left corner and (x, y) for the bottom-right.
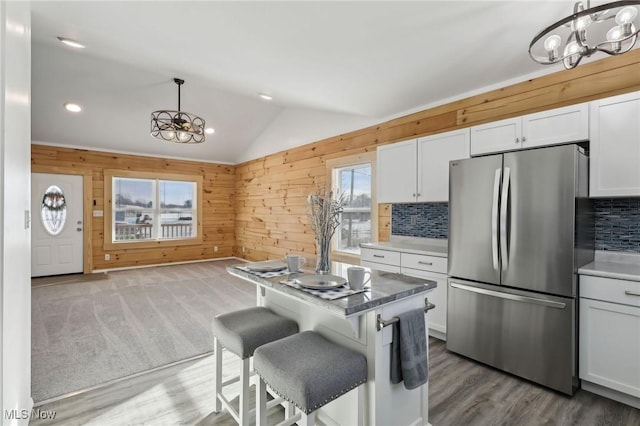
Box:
(391, 199), (640, 253)
(594, 198), (640, 253)
(391, 203), (448, 239)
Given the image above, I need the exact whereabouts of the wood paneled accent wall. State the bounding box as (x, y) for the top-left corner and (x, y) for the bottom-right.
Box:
(234, 50), (640, 262)
(32, 145), (235, 270)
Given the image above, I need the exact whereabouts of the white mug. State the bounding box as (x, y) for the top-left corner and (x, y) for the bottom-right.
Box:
(347, 266), (371, 290)
(285, 254), (306, 272)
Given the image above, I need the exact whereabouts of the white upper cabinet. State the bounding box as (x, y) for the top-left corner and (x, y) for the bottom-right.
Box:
(377, 128), (470, 203)
(417, 129), (470, 202)
(377, 139), (418, 204)
(470, 103), (589, 156)
(590, 91), (640, 197)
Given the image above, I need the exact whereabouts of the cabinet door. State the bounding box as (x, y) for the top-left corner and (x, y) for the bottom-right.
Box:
(470, 117), (521, 156)
(580, 297), (640, 398)
(400, 267), (447, 339)
(417, 129), (470, 202)
(522, 103), (589, 149)
(377, 139), (417, 203)
(590, 91), (640, 197)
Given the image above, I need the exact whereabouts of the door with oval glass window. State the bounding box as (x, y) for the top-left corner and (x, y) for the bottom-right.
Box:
(31, 173), (84, 277)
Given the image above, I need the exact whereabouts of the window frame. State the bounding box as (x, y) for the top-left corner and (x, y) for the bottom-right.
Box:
(326, 152), (377, 264)
(103, 169), (203, 250)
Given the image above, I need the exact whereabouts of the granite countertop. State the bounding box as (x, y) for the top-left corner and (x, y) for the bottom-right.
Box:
(578, 251), (640, 282)
(360, 236), (448, 258)
(227, 261), (437, 317)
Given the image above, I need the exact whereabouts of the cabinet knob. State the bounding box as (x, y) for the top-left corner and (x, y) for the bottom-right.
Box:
(412, 193), (416, 197)
(522, 136), (527, 142)
(515, 137), (520, 143)
(417, 193), (421, 197)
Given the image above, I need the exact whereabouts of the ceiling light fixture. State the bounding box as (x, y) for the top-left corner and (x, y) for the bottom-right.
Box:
(205, 127), (215, 134)
(64, 102), (82, 113)
(259, 93), (273, 101)
(529, 1), (640, 69)
(151, 78), (206, 144)
(57, 36), (85, 49)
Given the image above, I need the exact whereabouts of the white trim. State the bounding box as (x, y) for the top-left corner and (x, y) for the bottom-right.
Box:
(31, 140), (235, 166)
(92, 256), (246, 273)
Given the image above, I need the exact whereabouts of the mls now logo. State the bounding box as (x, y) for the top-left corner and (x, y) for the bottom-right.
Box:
(4, 409), (56, 420)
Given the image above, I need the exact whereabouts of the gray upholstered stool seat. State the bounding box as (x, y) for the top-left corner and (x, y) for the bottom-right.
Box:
(254, 330), (368, 425)
(211, 307), (298, 426)
(212, 307), (299, 359)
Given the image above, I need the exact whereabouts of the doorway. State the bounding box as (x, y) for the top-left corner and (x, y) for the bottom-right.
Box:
(31, 173), (84, 277)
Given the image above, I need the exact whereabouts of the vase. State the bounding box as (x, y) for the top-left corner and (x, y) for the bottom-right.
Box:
(315, 235), (332, 274)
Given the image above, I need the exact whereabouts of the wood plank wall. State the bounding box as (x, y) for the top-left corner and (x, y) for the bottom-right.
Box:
(234, 49), (640, 262)
(31, 145), (235, 270)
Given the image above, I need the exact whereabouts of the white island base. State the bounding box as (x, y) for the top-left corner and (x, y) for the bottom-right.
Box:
(230, 264), (434, 426)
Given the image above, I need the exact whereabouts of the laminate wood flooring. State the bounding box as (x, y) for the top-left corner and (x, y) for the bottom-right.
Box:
(33, 337), (640, 425)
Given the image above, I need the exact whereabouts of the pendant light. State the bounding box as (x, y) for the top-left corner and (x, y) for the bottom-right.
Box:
(529, 1), (640, 70)
(151, 78), (206, 144)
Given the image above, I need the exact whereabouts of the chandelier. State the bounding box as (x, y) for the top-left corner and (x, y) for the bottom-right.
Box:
(151, 78), (205, 144)
(529, 1), (640, 69)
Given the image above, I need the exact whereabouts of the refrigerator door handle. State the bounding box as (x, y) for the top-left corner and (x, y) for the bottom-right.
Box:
(500, 167), (511, 271)
(450, 282), (567, 309)
(491, 168), (501, 271)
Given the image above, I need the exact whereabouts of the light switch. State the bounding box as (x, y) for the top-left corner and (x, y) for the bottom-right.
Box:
(93, 210), (104, 217)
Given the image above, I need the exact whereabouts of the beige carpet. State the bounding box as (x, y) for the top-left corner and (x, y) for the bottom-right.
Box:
(31, 259), (255, 403)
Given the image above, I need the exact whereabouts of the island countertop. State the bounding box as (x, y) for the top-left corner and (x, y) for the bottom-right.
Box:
(227, 261), (437, 318)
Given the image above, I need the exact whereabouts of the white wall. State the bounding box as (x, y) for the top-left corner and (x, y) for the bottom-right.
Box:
(236, 107), (378, 163)
(1, 2), (32, 424)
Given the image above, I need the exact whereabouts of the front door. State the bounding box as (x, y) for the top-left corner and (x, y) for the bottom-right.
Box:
(31, 173), (84, 277)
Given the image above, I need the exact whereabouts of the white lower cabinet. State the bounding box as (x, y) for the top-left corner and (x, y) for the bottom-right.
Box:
(361, 247), (448, 339)
(579, 275), (640, 407)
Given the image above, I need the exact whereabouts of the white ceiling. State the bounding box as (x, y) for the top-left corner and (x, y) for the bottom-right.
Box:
(31, 1), (586, 164)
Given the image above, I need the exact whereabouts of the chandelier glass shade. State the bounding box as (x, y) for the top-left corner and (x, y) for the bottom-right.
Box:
(529, 1), (640, 69)
(151, 78), (206, 144)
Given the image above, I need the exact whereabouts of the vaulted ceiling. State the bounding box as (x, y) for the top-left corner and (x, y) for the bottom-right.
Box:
(31, 1), (587, 164)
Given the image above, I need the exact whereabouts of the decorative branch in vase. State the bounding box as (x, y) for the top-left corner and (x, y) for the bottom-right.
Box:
(307, 188), (345, 274)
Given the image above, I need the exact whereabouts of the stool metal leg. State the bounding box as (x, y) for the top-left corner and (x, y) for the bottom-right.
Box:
(213, 337), (222, 413)
(239, 357), (251, 426)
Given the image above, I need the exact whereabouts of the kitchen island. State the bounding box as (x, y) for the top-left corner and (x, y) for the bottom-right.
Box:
(228, 261), (436, 426)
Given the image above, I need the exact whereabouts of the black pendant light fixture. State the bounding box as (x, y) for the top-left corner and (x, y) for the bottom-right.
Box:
(529, 1), (640, 70)
(151, 78), (205, 144)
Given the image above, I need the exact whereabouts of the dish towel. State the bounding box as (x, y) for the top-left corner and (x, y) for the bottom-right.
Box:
(390, 308), (428, 390)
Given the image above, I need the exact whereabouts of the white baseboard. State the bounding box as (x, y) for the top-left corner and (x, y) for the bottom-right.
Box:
(92, 256), (245, 273)
(581, 380), (640, 410)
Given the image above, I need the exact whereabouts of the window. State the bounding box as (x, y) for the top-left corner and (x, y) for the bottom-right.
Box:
(327, 153), (377, 259)
(104, 170), (202, 249)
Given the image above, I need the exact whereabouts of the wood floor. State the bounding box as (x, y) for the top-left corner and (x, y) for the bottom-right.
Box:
(32, 337), (640, 425)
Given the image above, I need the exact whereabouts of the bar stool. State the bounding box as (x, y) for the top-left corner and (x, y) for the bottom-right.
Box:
(253, 330), (368, 426)
(211, 307), (299, 426)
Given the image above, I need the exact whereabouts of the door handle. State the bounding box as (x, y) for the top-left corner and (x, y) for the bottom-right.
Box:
(417, 261), (433, 266)
(491, 168), (501, 271)
(500, 167), (510, 272)
(77, 227), (83, 232)
(450, 282), (566, 309)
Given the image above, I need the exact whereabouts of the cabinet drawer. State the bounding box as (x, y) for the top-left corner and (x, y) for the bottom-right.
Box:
(360, 260), (401, 274)
(581, 275), (640, 307)
(360, 248), (400, 266)
(401, 253), (447, 274)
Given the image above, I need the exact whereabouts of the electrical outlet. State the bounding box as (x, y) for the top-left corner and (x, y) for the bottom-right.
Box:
(214, 246), (218, 252)
(411, 215), (418, 225)
(242, 246), (246, 253)
(104, 254), (110, 261)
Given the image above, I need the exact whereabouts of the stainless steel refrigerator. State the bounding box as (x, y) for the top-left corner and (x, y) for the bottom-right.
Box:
(447, 144), (593, 395)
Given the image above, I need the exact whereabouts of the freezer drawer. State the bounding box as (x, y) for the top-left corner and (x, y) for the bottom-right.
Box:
(446, 279), (577, 395)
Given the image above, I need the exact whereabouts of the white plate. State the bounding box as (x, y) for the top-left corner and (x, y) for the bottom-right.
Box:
(295, 274), (347, 290)
(246, 261), (287, 272)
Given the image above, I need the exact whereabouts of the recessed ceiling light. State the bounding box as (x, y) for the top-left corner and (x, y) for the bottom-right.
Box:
(258, 93), (273, 101)
(205, 127), (215, 135)
(64, 103), (82, 113)
(57, 37), (85, 49)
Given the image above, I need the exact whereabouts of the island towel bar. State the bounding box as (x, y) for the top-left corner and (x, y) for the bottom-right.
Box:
(376, 298), (436, 331)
